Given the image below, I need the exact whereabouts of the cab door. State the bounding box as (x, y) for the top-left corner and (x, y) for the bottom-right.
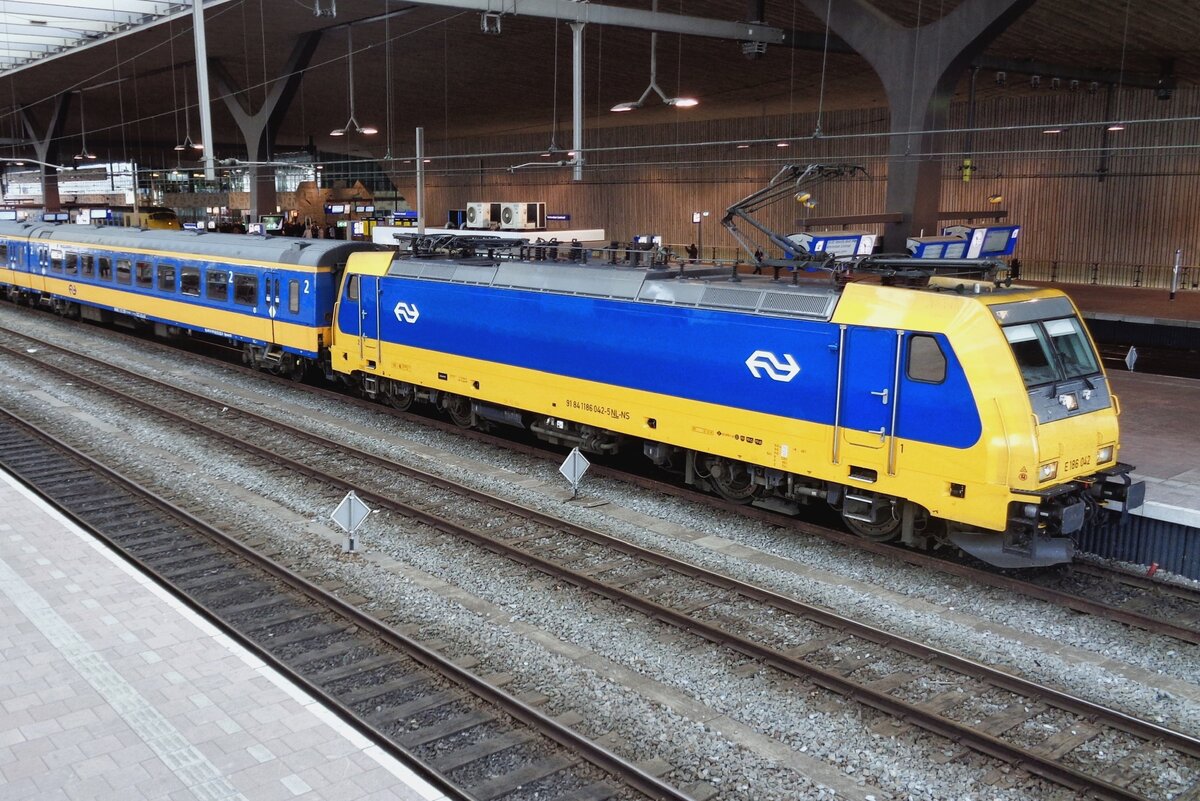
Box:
(358, 274), (380, 366)
(835, 326), (903, 479)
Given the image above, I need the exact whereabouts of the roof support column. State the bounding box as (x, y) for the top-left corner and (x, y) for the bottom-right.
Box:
(19, 94), (71, 212)
(571, 21), (584, 181)
(192, 0), (216, 181)
(210, 32), (322, 224)
(800, 0), (1033, 249)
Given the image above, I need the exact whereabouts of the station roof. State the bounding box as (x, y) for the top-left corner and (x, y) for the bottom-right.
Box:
(0, 0), (1193, 173)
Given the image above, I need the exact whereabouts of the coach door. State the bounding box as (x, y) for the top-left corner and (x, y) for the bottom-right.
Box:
(262, 272), (281, 342)
(358, 274), (381, 366)
(834, 326), (903, 480)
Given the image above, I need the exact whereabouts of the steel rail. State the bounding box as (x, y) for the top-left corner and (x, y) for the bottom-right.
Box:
(0, 404), (692, 801)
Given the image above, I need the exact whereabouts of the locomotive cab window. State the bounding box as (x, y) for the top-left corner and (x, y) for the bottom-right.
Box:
(135, 261), (153, 288)
(907, 335), (946, 383)
(180, 266), (200, 296)
(1044, 317), (1100, 379)
(345, 274), (360, 301)
(233, 274), (257, 306)
(158, 264), (176, 292)
(1004, 316), (1100, 388)
(98, 257), (112, 280)
(116, 259), (132, 285)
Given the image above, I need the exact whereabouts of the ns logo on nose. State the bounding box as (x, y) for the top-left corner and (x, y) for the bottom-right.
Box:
(745, 350), (800, 382)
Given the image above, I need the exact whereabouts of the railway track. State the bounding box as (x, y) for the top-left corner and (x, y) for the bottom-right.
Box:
(2, 326), (1199, 800)
(0, 410), (686, 801)
(4, 311), (1199, 647)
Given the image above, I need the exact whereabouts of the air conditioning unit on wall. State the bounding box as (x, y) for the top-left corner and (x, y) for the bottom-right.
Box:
(499, 202), (547, 230)
(464, 202), (489, 229)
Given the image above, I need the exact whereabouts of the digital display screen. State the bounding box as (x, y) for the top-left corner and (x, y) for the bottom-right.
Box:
(982, 228), (1012, 254)
(325, 204), (347, 214)
(943, 241), (966, 258)
(260, 214), (283, 231)
(354, 204), (374, 213)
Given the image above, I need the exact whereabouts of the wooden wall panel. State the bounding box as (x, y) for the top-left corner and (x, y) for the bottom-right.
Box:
(399, 88), (1199, 271)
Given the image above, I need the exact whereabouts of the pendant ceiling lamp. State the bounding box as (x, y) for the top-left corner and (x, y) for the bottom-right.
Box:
(330, 26), (377, 136)
(73, 90), (96, 161)
(610, 1), (697, 112)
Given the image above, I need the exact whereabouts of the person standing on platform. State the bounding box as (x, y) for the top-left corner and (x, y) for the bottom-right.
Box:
(753, 247), (764, 274)
(686, 243), (698, 263)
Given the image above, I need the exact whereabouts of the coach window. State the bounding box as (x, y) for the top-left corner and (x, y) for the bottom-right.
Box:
(65, 253), (78, 274)
(158, 264), (176, 292)
(135, 260), (153, 288)
(907, 334), (947, 384)
(0, 243), (7, 262)
(288, 280), (300, 314)
(116, 258), (132, 285)
(180, 266), (200, 296)
(98, 256), (112, 280)
(50, 251), (63, 272)
(206, 269), (229, 301)
(81, 255), (94, 278)
(345, 274), (360, 301)
(233, 274), (257, 306)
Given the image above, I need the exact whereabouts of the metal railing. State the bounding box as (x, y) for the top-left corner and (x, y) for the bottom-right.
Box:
(1016, 259), (1199, 291)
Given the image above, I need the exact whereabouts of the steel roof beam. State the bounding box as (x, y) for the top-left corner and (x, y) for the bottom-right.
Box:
(399, 0), (785, 42)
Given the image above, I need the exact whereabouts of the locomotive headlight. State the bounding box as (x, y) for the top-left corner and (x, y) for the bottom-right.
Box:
(1097, 444), (1115, 464)
(1038, 461), (1059, 482)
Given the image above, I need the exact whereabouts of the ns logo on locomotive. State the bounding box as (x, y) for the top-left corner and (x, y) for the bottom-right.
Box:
(0, 208), (1143, 569)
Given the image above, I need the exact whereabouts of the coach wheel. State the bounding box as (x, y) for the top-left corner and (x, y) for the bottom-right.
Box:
(706, 456), (758, 503)
(385, 381), (414, 411)
(445, 394), (474, 428)
(281, 355), (305, 381)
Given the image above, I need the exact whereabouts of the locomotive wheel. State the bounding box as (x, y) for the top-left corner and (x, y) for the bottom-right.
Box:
(385, 381), (414, 411)
(842, 511), (901, 542)
(706, 456), (758, 503)
(445, 394), (474, 428)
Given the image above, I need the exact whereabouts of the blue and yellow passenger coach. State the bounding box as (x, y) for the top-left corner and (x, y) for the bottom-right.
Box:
(331, 251), (1143, 568)
(0, 221), (372, 378)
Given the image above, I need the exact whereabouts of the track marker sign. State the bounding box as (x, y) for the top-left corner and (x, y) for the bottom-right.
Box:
(559, 447), (591, 499)
(331, 490), (371, 553)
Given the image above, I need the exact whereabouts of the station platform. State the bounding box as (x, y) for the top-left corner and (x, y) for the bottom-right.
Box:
(0, 471), (448, 801)
(1107, 370), (1200, 529)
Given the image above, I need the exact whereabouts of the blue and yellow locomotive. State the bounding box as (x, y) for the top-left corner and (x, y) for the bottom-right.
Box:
(0, 221), (371, 378)
(329, 248), (1143, 568)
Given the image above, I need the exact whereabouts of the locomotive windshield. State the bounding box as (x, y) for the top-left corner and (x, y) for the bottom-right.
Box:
(1003, 316), (1100, 388)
